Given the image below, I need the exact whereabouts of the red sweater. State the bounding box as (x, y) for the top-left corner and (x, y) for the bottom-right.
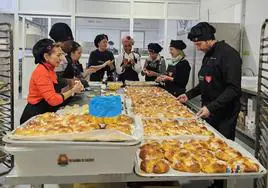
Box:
(27, 63), (64, 106)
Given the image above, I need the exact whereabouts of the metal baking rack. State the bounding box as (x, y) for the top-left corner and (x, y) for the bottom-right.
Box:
(255, 19), (268, 188)
(0, 23), (14, 176)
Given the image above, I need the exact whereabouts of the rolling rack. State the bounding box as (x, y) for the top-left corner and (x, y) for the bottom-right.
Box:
(255, 19), (268, 188)
(0, 23), (14, 176)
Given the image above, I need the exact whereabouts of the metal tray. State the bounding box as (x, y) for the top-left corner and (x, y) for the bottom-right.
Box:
(5, 114), (143, 145)
(135, 139), (267, 179)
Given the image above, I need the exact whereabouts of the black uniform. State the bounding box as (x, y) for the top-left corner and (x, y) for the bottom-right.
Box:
(62, 55), (89, 87)
(164, 59), (191, 97)
(62, 55), (83, 79)
(118, 52), (139, 81)
(144, 57), (165, 81)
(88, 49), (115, 81)
(186, 41), (242, 140)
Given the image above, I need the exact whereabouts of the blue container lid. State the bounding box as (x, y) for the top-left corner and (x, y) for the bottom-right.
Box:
(89, 95), (122, 117)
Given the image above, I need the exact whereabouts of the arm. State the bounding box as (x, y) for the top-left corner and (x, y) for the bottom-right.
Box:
(133, 53), (142, 73)
(186, 83), (201, 100)
(159, 58), (167, 75)
(106, 53), (115, 72)
(115, 54), (124, 75)
(173, 61), (191, 87)
(35, 75), (65, 106)
(141, 59), (148, 76)
(206, 51), (242, 113)
(106, 52), (116, 80)
(88, 51), (95, 68)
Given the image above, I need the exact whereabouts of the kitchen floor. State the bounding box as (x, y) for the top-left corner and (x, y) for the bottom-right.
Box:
(1, 99), (256, 188)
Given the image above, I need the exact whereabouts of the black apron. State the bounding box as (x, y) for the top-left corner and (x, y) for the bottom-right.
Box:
(164, 63), (186, 97)
(145, 58), (162, 81)
(198, 57), (240, 140)
(20, 65), (68, 125)
(118, 53), (139, 81)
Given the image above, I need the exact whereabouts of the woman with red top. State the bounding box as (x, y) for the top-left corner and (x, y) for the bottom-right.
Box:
(20, 39), (84, 124)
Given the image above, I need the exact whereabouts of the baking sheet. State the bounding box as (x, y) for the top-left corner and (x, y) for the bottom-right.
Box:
(6, 115), (143, 143)
(125, 81), (159, 87)
(142, 118), (223, 140)
(134, 138), (267, 178)
(125, 97), (197, 120)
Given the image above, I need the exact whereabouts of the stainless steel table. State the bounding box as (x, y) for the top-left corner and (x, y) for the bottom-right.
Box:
(5, 170), (239, 188)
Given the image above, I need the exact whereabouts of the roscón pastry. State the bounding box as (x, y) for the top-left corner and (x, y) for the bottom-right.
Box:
(138, 139), (260, 174)
(142, 119), (214, 137)
(14, 113), (134, 137)
(140, 159), (170, 174)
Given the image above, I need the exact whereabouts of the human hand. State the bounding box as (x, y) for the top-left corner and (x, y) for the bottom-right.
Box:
(87, 67), (97, 74)
(147, 71), (158, 77)
(106, 60), (114, 66)
(177, 94), (188, 103)
(196, 106), (210, 118)
(72, 81), (84, 93)
(123, 59), (129, 65)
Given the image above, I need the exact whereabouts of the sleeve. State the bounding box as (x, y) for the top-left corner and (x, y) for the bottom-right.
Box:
(88, 51), (96, 67)
(173, 61), (191, 88)
(133, 53), (142, 73)
(141, 59), (148, 76)
(35, 74), (64, 106)
(106, 52), (116, 79)
(62, 57), (74, 79)
(186, 84), (201, 99)
(116, 54), (124, 75)
(206, 50), (242, 113)
(159, 58), (166, 74)
(77, 62), (84, 73)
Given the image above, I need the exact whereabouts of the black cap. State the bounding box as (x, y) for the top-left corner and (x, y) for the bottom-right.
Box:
(188, 22), (216, 42)
(94, 34), (108, 48)
(49, 23), (74, 42)
(170, 40), (187, 50)
(32, 39), (54, 64)
(148, 43), (163, 54)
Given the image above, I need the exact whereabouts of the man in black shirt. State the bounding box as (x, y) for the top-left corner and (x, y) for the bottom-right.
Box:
(178, 22), (242, 188)
(178, 22), (242, 140)
(88, 34), (115, 81)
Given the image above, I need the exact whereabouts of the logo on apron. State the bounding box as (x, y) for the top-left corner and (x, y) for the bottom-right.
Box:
(205, 75), (212, 83)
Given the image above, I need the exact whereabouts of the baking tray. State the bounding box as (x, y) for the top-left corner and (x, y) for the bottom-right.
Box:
(125, 81), (159, 87)
(141, 118), (224, 140)
(134, 138), (267, 179)
(5, 115), (143, 144)
(125, 97), (196, 120)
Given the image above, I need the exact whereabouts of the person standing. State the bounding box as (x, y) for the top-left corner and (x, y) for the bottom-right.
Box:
(49, 23), (74, 74)
(49, 22), (75, 89)
(88, 34), (115, 81)
(177, 22), (242, 188)
(156, 40), (191, 97)
(62, 41), (96, 87)
(116, 36), (141, 81)
(142, 43), (166, 81)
